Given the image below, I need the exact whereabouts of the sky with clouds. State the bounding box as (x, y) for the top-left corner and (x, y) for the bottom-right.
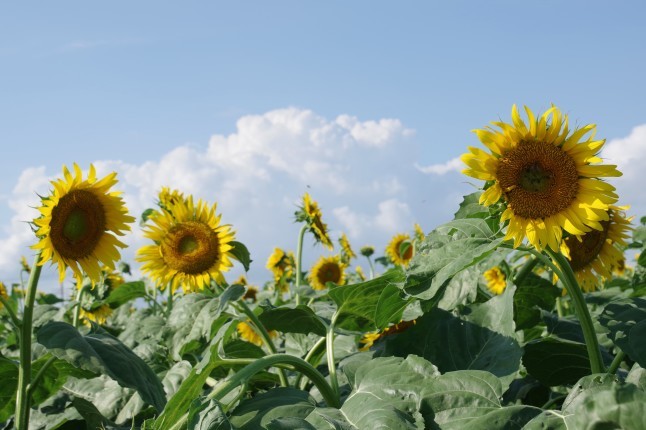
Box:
(1, 1), (645, 292)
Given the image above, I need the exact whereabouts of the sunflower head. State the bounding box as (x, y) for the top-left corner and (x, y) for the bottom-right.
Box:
(266, 248), (295, 292)
(308, 255), (347, 290)
(461, 105), (622, 252)
(560, 206), (633, 292)
(20, 256), (31, 273)
(243, 285), (259, 302)
(385, 234), (414, 267)
(32, 164), (135, 284)
(295, 193), (333, 250)
(414, 223), (425, 243)
(483, 266), (507, 295)
(339, 233), (356, 262)
(360, 246), (375, 258)
(359, 320), (417, 351)
(0, 282), (8, 309)
(137, 196), (236, 293)
(355, 266), (366, 281)
(157, 187), (187, 214)
(79, 304), (113, 326)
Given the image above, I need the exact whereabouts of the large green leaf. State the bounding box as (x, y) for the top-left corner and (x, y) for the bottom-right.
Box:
(188, 397), (233, 430)
(378, 286), (521, 385)
(522, 337), (591, 386)
(327, 268), (408, 331)
(404, 218), (503, 301)
(0, 356), (19, 422)
(229, 387), (317, 429)
(259, 305), (327, 336)
(453, 191), (488, 220)
(102, 281), (147, 308)
(513, 274), (560, 330)
(230, 240), (252, 272)
(599, 297), (646, 367)
(36, 321), (166, 412)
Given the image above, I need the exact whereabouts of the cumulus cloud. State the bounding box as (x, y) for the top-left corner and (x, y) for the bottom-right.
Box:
(416, 157), (463, 175)
(602, 124), (646, 217)
(0, 107), (435, 292)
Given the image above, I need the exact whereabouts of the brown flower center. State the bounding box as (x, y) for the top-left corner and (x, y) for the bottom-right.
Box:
(564, 220), (610, 271)
(50, 189), (106, 260)
(497, 141), (579, 219)
(160, 221), (220, 274)
(317, 262), (342, 285)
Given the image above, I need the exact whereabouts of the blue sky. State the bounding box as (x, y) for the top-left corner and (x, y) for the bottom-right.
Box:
(1, 1), (645, 291)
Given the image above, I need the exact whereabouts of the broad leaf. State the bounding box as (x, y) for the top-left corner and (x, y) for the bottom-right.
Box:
(523, 338), (591, 386)
(230, 240), (252, 272)
(599, 297), (646, 367)
(514, 274), (560, 330)
(229, 387), (317, 429)
(102, 281), (147, 308)
(259, 305), (327, 336)
(188, 397), (233, 430)
(36, 321), (166, 412)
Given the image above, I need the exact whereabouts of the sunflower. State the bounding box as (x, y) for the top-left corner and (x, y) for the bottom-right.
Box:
(32, 164), (135, 284)
(137, 196), (236, 293)
(461, 105), (621, 252)
(385, 233), (414, 267)
(237, 321), (278, 347)
(20, 256), (31, 273)
(79, 304), (113, 325)
(0, 282), (8, 309)
(483, 266), (507, 295)
(157, 187), (187, 213)
(296, 193), (333, 250)
(339, 233), (356, 262)
(243, 285), (259, 302)
(360, 246), (375, 258)
(266, 248), (295, 292)
(560, 206), (632, 292)
(414, 223), (425, 243)
(355, 266), (366, 281)
(308, 255), (347, 290)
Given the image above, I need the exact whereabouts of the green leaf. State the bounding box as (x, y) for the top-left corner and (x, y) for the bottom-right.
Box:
(188, 397), (233, 430)
(102, 281), (147, 308)
(378, 286), (521, 385)
(626, 363), (646, 391)
(229, 387), (317, 429)
(405, 218), (503, 301)
(523, 338), (591, 386)
(599, 297), (646, 367)
(230, 240), (252, 272)
(72, 397), (118, 430)
(453, 191), (488, 220)
(459, 405), (542, 430)
(514, 274), (560, 330)
(639, 251), (646, 267)
(36, 321), (166, 412)
(223, 339), (265, 359)
(155, 345), (222, 430)
(267, 418), (317, 430)
(0, 356), (18, 422)
(218, 284), (246, 314)
(259, 305), (327, 336)
(327, 267), (408, 331)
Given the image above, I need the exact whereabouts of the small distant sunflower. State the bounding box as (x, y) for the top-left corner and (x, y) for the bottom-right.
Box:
(237, 321), (277, 347)
(483, 267), (507, 295)
(79, 304), (113, 325)
(385, 234), (414, 267)
(355, 266), (366, 281)
(266, 248), (295, 292)
(137, 196), (236, 293)
(296, 193), (333, 250)
(359, 320), (417, 351)
(360, 246), (375, 258)
(32, 164), (135, 284)
(243, 285), (259, 302)
(414, 223), (425, 243)
(20, 256), (31, 273)
(560, 206), (633, 292)
(0, 282), (9, 309)
(339, 233), (356, 262)
(461, 105), (621, 252)
(308, 255), (347, 290)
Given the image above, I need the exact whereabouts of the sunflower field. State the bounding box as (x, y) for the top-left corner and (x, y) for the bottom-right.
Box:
(2, 105), (646, 430)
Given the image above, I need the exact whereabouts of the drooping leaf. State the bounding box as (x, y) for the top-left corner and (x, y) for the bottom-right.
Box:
(259, 305), (327, 336)
(514, 274), (560, 330)
(230, 240), (252, 272)
(102, 281), (147, 308)
(599, 297), (646, 368)
(229, 387), (317, 429)
(36, 321), (166, 412)
(188, 397), (233, 430)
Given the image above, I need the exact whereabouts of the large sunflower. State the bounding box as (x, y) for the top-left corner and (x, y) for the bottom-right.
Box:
(461, 105), (621, 252)
(385, 233), (414, 267)
(137, 196), (236, 293)
(32, 164), (134, 284)
(308, 255), (347, 290)
(560, 206), (632, 292)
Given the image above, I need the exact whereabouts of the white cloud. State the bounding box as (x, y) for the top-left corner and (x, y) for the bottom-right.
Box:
(415, 157), (463, 175)
(602, 124), (646, 218)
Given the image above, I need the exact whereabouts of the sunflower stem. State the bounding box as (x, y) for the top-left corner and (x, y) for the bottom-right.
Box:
(513, 255), (539, 285)
(605, 350), (626, 378)
(166, 285), (174, 317)
(27, 355), (57, 399)
(366, 256), (375, 280)
(72, 284), (89, 329)
(234, 299), (289, 387)
(295, 224), (308, 306)
(295, 336), (326, 390)
(545, 249), (605, 374)
(15, 253), (43, 430)
(326, 312), (340, 398)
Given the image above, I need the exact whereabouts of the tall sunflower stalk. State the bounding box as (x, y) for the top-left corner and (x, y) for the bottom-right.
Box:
(462, 105), (624, 374)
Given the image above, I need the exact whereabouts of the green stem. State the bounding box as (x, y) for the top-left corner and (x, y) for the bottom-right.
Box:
(295, 224), (308, 306)
(541, 394), (567, 410)
(72, 285), (88, 329)
(15, 253), (43, 430)
(326, 312), (340, 397)
(208, 354), (340, 408)
(605, 350), (626, 377)
(513, 256), (539, 285)
(366, 256), (375, 280)
(0, 294), (21, 328)
(27, 356), (57, 399)
(233, 300), (289, 387)
(295, 336), (327, 390)
(166, 286), (174, 317)
(545, 249), (605, 374)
